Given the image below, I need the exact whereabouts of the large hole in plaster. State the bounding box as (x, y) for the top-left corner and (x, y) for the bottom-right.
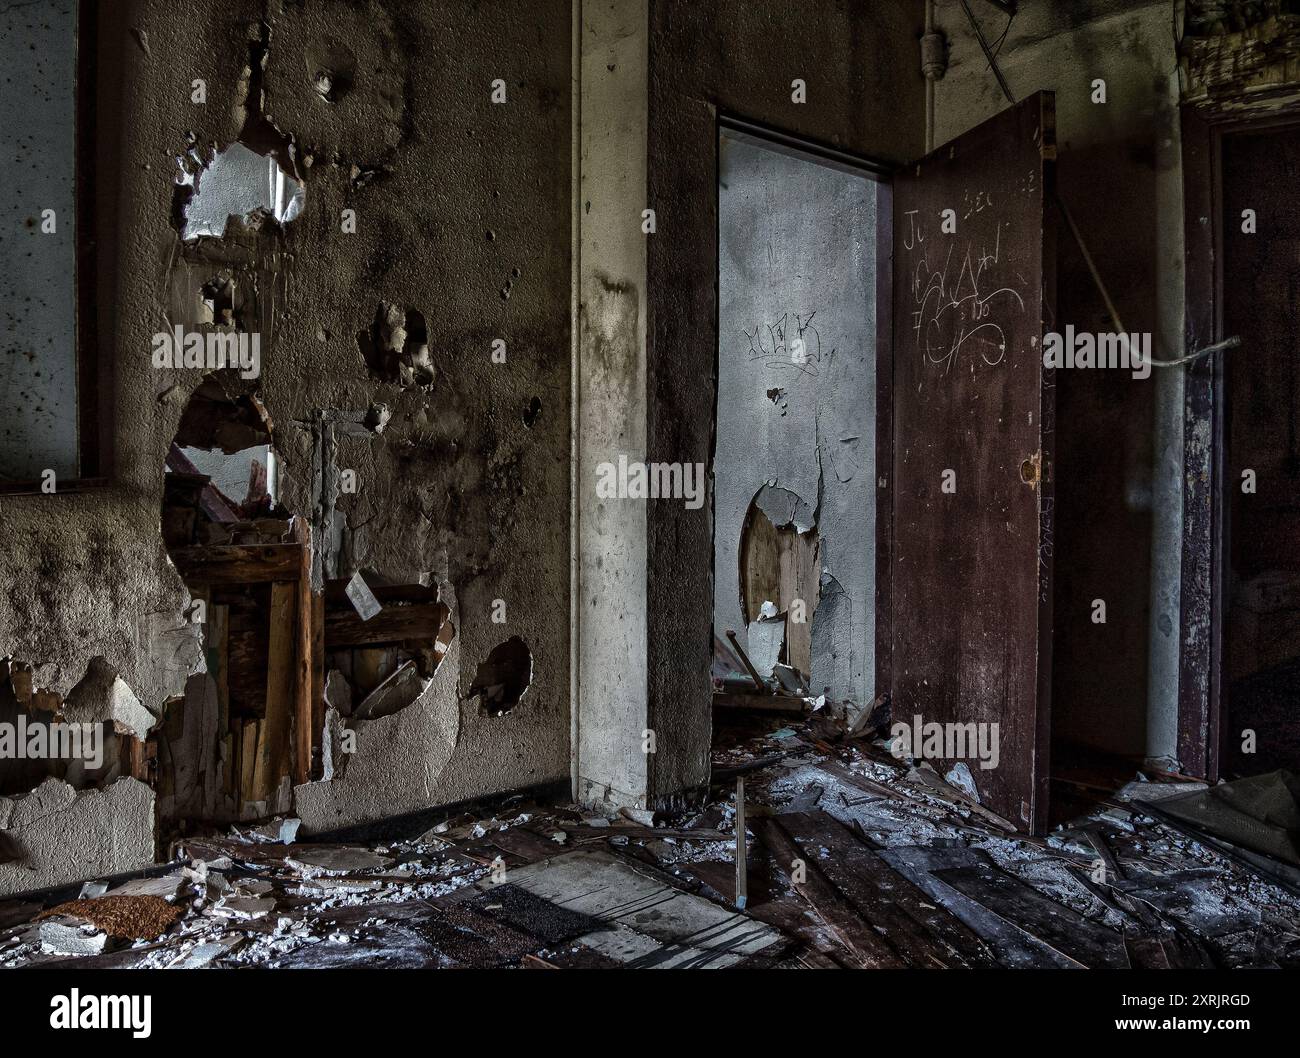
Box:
(735, 485), (820, 682)
(467, 637), (532, 717)
(164, 384), (284, 538)
(158, 382), (304, 825)
(175, 141), (305, 241)
(172, 22), (306, 243)
(0, 657), (147, 799)
(324, 577), (453, 719)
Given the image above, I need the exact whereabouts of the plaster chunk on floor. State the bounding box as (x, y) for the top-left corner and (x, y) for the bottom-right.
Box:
(0, 778), (155, 898)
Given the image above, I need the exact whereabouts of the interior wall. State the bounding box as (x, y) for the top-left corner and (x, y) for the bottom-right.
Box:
(646, 0), (925, 804)
(0, 0), (573, 894)
(932, 0), (1186, 764)
(714, 132), (879, 707)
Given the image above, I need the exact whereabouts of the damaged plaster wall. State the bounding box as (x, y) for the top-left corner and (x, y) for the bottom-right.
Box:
(0, 778), (155, 895)
(933, 0), (1185, 762)
(0, 0), (573, 888)
(293, 571), (462, 831)
(714, 133), (879, 706)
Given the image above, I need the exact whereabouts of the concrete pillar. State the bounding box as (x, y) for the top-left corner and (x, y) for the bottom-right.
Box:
(573, 0), (651, 808)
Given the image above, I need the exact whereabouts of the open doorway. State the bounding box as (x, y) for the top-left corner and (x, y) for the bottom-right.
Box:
(1220, 123), (1300, 779)
(1180, 109), (1300, 783)
(711, 124), (884, 729)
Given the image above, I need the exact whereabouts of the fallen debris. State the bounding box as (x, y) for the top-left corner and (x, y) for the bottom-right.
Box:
(37, 895), (183, 941)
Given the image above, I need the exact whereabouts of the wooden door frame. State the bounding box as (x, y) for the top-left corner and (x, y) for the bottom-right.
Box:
(1177, 97), (1300, 781)
(713, 114), (896, 702)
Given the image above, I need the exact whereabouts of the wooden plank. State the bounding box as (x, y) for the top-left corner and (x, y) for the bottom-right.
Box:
(891, 92), (1057, 833)
(908, 763), (1018, 832)
(309, 591), (325, 781)
(775, 811), (996, 968)
(738, 506), (819, 674)
(735, 776), (748, 909)
(170, 544), (302, 584)
(239, 719), (260, 807)
(486, 827), (565, 864)
(252, 583), (296, 804)
(712, 691), (807, 715)
(205, 602), (229, 731)
(293, 519), (314, 787)
(325, 601), (449, 648)
(751, 816), (904, 968)
(1080, 822), (1124, 881)
(933, 863), (1130, 968)
(814, 759), (904, 801)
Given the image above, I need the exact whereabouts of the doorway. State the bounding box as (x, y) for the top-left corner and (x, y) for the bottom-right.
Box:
(1220, 123), (1300, 779)
(712, 125), (884, 716)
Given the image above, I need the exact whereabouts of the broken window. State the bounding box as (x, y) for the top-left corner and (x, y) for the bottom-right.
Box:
(0, 1), (108, 489)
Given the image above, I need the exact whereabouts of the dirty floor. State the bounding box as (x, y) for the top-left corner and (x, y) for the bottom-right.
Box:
(2, 715), (1298, 969)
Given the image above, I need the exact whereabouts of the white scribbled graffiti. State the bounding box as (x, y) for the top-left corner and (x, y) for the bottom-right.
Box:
(905, 212), (1026, 376)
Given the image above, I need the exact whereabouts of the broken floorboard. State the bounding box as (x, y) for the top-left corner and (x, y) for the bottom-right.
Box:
(775, 810), (998, 968)
(751, 815), (905, 967)
(933, 863), (1131, 968)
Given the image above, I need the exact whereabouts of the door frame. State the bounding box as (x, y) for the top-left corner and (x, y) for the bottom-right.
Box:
(1178, 99), (1300, 781)
(713, 113), (897, 703)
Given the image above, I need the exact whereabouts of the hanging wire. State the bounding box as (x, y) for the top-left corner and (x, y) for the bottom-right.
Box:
(1057, 195), (1237, 368)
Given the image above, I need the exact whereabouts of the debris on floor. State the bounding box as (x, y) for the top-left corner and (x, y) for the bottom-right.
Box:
(1, 715), (1298, 968)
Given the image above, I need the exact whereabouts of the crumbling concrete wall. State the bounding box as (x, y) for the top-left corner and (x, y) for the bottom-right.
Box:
(0, 0), (573, 890)
(645, 0), (925, 803)
(714, 133), (880, 706)
(0, 778), (155, 895)
(932, 0), (1184, 762)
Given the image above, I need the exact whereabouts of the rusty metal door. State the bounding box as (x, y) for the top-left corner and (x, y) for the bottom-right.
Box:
(890, 93), (1057, 833)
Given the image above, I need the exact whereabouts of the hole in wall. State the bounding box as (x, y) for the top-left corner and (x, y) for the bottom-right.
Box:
(175, 142), (306, 241)
(164, 385), (284, 539)
(159, 381), (305, 826)
(357, 302), (435, 388)
(467, 637), (531, 717)
(0, 658), (136, 799)
(306, 39), (356, 104)
(523, 396), (541, 428)
(737, 486), (820, 680)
